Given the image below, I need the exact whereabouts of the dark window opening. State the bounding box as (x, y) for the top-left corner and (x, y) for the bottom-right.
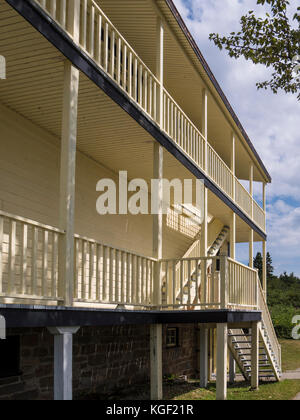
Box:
(0, 336), (21, 378)
(166, 327), (179, 348)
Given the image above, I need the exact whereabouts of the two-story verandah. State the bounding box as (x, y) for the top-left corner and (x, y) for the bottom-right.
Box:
(0, 0), (280, 400)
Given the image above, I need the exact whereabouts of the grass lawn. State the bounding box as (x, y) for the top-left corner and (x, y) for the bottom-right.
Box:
(280, 339), (300, 372)
(164, 380), (300, 401)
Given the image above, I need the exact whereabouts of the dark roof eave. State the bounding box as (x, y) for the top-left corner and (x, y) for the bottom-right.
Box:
(164, 0), (272, 183)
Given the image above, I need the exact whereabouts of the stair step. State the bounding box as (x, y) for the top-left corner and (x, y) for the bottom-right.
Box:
(229, 334), (252, 338)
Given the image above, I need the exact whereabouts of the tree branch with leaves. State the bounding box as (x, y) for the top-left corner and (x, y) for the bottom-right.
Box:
(209, 0), (300, 99)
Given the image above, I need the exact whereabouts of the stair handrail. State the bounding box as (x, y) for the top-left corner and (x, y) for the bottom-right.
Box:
(257, 273), (281, 370)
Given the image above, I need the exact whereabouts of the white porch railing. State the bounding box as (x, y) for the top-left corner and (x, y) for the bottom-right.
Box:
(74, 234), (156, 307)
(257, 277), (281, 369)
(33, 0), (266, 233)
(228, 259), (258, 309)
(0, 211), (64, 303)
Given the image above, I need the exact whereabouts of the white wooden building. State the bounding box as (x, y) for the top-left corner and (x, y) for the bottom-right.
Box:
(0, 0), (281, 400)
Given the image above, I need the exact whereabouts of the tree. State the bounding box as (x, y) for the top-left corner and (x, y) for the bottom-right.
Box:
(209, 0), (300, 99)
(253, 251), (274, 281)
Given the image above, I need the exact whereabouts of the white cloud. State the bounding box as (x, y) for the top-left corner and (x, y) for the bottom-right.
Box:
(173, 0), (300, 275)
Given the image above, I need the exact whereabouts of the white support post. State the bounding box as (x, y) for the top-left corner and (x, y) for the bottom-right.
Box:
(216, 323), (228, 401)
(58, 1), (80, 307)
(249, 163), (254, 219)
(230, 212), (236, 260)
(200, 186), (208, 303)
(150, 324), (163, 400)
(48, 327), (80, 401)
(249, 229), (254, 269)
(202, 89), (208, 172)
(229, 352), (236, 385)
(262, 182), (266, 212)
(263, 182), (267, 232)
(231, 133), (236, 200)
(220, 255), (228, 309)
(0, 315), (6, 340)
(262, 240), (267, 298)
(151, 142), (163, 400)
(59, 61), (80, 306)
(156, 17), (164, 128)
(251, 321), (261, 390)
(199, 327), (208, 388)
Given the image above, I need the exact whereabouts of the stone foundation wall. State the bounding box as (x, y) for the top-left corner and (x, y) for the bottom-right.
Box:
(0, 324), (198, 400)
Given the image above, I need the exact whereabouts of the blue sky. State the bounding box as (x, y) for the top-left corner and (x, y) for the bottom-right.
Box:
(173, 0), (300, 276)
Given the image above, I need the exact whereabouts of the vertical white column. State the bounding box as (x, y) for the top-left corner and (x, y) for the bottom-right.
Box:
(150, 19), (164, 401)
(202, 89), (208, 172)
(156, 17), (164, 128)
(263, 181), (267, 234)
(230, 133), (236, 263)
(229, 353), (236, 384)
(150, 324), (163, 400)
(220, 255), (228, 309)
(216, 323), (228, 401)
(231, 133), (236, 200)
(200, 186), (208, 303)
(249, 229), (254, 269)
(251, 321), (261, 390)
(262, 240), (267, 298)
(48, 327), (80, 401)
(0, 315), (6, 340)
(249, 163), (254, 219)
(59, 61), (80, 306)
(58, 1), (80, 307)
(230, 213), (236, 260)
(199, 327), (208, 388)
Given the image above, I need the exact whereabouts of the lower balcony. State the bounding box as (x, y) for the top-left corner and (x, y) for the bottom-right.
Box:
(0, 210), (261, 311)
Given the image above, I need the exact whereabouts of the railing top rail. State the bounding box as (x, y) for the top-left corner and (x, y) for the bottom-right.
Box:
(162, 87), (206, 143)
(0, 210), (65, 234)
(86, 0), (160, 85)
(74, 233), (157, 262)
(227, 258), (258, 274)
(160, 256), (220, 263)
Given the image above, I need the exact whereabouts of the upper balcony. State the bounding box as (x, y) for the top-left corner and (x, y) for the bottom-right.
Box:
(30, 0), (267, 234)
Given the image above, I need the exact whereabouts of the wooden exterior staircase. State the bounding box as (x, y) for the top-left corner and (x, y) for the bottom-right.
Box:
(161, 222), (230, 306)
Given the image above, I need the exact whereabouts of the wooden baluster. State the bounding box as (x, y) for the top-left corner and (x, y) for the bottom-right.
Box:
(82, 0), (88, 50)
(31, 227), (38, 296)
(52, 232), (58, 299)
(42, 230), (49, 298)
(104, 22), (109, 72)
(89, 242), (95, 300)
(103, 246), (107, 301)
(128, 52), (133, 97)
(60, 0), (67, 29)
(123, 45), (128, 91)
(139, 64), (143, 105)
(96, 14), (102, 65)
(50, 0), (57, 19)
(110, 30), (115, 78)
(20, 224), (28, 296)
(126, 253), (131, 304)
(120, 252), (125, 303)
(115, 250), (120, 303)
(96, 244), (101, 301)
(144, 71), (148, 112)
(89, 4), (95, 57)
(8, 220), (16, 295)
(109, 248), (114, 303)
(81, 240), (86, 300)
